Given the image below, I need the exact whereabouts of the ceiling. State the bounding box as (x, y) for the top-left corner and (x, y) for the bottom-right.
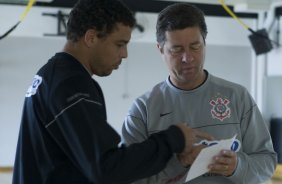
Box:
(31, 0), (258, 18)
(2, 0), (282, 18)
(163, 0), (273, 10)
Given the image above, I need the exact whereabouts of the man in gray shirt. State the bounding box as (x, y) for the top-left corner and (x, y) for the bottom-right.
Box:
(122, 3), (277, 184)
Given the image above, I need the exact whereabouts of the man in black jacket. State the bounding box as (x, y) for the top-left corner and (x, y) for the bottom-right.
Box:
(12, 0), (212, 183)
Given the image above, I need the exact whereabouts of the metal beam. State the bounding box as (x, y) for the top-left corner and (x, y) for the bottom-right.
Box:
(31, 0), (258, 18)
(122, 0), (257, 18)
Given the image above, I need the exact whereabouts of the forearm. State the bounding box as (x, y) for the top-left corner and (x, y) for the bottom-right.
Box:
(228, 151), (277, 184)
(100, 126), (185, 184)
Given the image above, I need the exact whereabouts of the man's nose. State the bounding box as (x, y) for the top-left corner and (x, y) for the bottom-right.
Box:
(121, 47), (128, 58)
(181, 50), (194, 63)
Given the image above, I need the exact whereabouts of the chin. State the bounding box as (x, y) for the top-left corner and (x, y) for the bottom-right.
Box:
(103, 73), (112, 77)
(105, 70), (113, 76)
(96, 70), (111, 77)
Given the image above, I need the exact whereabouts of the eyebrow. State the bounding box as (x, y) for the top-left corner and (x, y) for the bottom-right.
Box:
(120, 39), (129, 43)
(170, 40), (202, 46)
(190, 41), (202, 45)
(116, 40), (129, 44)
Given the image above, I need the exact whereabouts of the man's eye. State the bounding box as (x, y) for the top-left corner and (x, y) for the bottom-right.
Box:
(116, 43), (126, 47)
(169, 47), (183, 54)
(117, 44), (124, 47)
(191, 44), (201, 50)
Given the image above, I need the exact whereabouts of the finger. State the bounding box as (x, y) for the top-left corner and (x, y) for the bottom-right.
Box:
(221, 150), (236, 158)
(208, 164), (230, 176)
(180, 145), (204, 157)
(193, 129), (214, 140)
(214, 156), (231, 165)
(193, 144), (207, 150)
(221, 165), (230, 176)
(208, 163), (226, 171)
(179, 145), (206, 166)
(177, 152), (195, 166)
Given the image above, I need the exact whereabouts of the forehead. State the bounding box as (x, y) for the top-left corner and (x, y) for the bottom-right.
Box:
(165, 26), (203, 45)
(105, 23), (132, 42)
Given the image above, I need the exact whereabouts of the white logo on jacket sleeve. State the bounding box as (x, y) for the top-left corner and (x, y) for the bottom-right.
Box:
(25, 75), (42, 97)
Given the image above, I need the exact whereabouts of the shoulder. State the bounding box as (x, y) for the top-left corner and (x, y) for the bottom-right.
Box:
(136, 80), (168, 103)
(208, 73), (255, 105)
(209, 74), (248, 93)
(127, 80), (168, 114)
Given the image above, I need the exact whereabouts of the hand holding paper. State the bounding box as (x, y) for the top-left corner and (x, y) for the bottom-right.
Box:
(185, 134), (237, 182)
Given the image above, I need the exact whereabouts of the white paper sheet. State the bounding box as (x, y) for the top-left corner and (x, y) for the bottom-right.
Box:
(185, 134), (237, 182)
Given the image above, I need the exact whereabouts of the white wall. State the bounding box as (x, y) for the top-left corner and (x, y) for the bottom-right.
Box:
(262, 8), (282, 123)
(205, 45), (253, 92)
(95, 42), (168, 132)
(0, 4), (258, 166)
(0, 36), (65, 166)
(265, 76), (282, 121)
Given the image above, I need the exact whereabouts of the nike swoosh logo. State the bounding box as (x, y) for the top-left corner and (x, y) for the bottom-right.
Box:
(160, 112), (172, 117)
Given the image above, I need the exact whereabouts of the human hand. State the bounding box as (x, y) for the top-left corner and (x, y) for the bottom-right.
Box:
(177, 144), (206, 167)
(175, 124), (213, 153)
(208, 150), (237, 176)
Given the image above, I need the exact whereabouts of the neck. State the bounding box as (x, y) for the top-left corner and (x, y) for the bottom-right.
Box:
(63, 41), (93, 75)
(172, 71), (207, 90)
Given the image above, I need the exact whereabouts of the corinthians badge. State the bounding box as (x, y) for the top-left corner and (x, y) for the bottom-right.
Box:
(210, 97), (231, 121)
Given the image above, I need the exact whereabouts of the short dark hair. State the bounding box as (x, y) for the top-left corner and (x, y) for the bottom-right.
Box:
(66, 0), (136, 42)
(156, 3), (208, 46)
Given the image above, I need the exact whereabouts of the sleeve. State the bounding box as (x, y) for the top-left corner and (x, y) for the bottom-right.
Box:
(228, 91), (277, 184)
(46, 75), (185, 184)
(122, 99), (189, 184)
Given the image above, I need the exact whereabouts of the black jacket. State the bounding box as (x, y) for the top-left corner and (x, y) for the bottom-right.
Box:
(12, 52), (184, 184)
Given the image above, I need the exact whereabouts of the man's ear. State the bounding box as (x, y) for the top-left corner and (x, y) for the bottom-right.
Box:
(157, 43), (164, 54)
(84, 29), (97, 48)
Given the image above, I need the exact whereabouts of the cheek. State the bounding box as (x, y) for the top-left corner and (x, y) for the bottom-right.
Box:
(109, 47), (121, 59)
(199, 49), (205, 61)
(103, 48), (117, 61)
(193, 51), (204, 62)
(165, 58), (179, 70)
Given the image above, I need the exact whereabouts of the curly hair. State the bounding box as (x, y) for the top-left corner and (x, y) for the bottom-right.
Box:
(156, 3), (208, 46)
(66, 0), (136, 42)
